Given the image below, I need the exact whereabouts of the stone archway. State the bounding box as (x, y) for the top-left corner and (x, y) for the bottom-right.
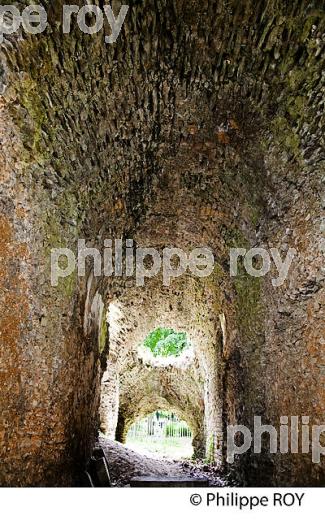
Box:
(99, 275), (225, 462)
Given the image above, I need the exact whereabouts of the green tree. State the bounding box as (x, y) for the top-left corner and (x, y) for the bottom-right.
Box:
(143, 327), (189, 357)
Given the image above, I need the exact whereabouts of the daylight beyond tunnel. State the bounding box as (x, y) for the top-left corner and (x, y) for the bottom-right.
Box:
(0, 0), (324, 487)
(126, 411), (194, 459)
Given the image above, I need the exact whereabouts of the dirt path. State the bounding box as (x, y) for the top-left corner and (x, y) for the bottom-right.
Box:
(99, 438), (228, 486)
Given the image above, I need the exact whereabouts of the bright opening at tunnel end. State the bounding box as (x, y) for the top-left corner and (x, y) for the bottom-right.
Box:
(126, 411), (194, 460)
(137, 327), (194, 366)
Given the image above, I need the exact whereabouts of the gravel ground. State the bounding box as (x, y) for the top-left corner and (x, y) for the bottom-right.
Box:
(99, 437), (230, 487)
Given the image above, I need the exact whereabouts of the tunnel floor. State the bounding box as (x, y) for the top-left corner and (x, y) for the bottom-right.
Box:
(98, 438), (229, 487)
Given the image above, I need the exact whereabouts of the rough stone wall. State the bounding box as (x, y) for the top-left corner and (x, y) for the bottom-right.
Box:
(251, 146), (325, 485)
(0, 0), (324, 485)
(0, 32), (106, 486)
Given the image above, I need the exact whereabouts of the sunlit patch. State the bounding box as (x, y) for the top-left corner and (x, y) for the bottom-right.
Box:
(137, 327), (194, 367)
(126, 410), (193, 460)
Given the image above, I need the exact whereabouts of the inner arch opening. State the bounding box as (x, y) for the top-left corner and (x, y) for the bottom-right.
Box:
(137, 327), (194, 366)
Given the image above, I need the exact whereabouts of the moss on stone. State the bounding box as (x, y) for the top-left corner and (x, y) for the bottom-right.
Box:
(271, 116), (301, 159)
(42, 207), (77, 299)
(20, 76), (45, 153)
(98, 314), (108, 354)
(206, 434), (215, 463)
(233, 262), (263, 345)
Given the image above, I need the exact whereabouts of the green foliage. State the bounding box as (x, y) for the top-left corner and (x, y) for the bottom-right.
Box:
(165, 422), (191, 438)
(143, 327), (189, 357)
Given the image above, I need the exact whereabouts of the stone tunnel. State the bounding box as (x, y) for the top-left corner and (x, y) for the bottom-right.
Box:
(0, 0), (324, 486)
